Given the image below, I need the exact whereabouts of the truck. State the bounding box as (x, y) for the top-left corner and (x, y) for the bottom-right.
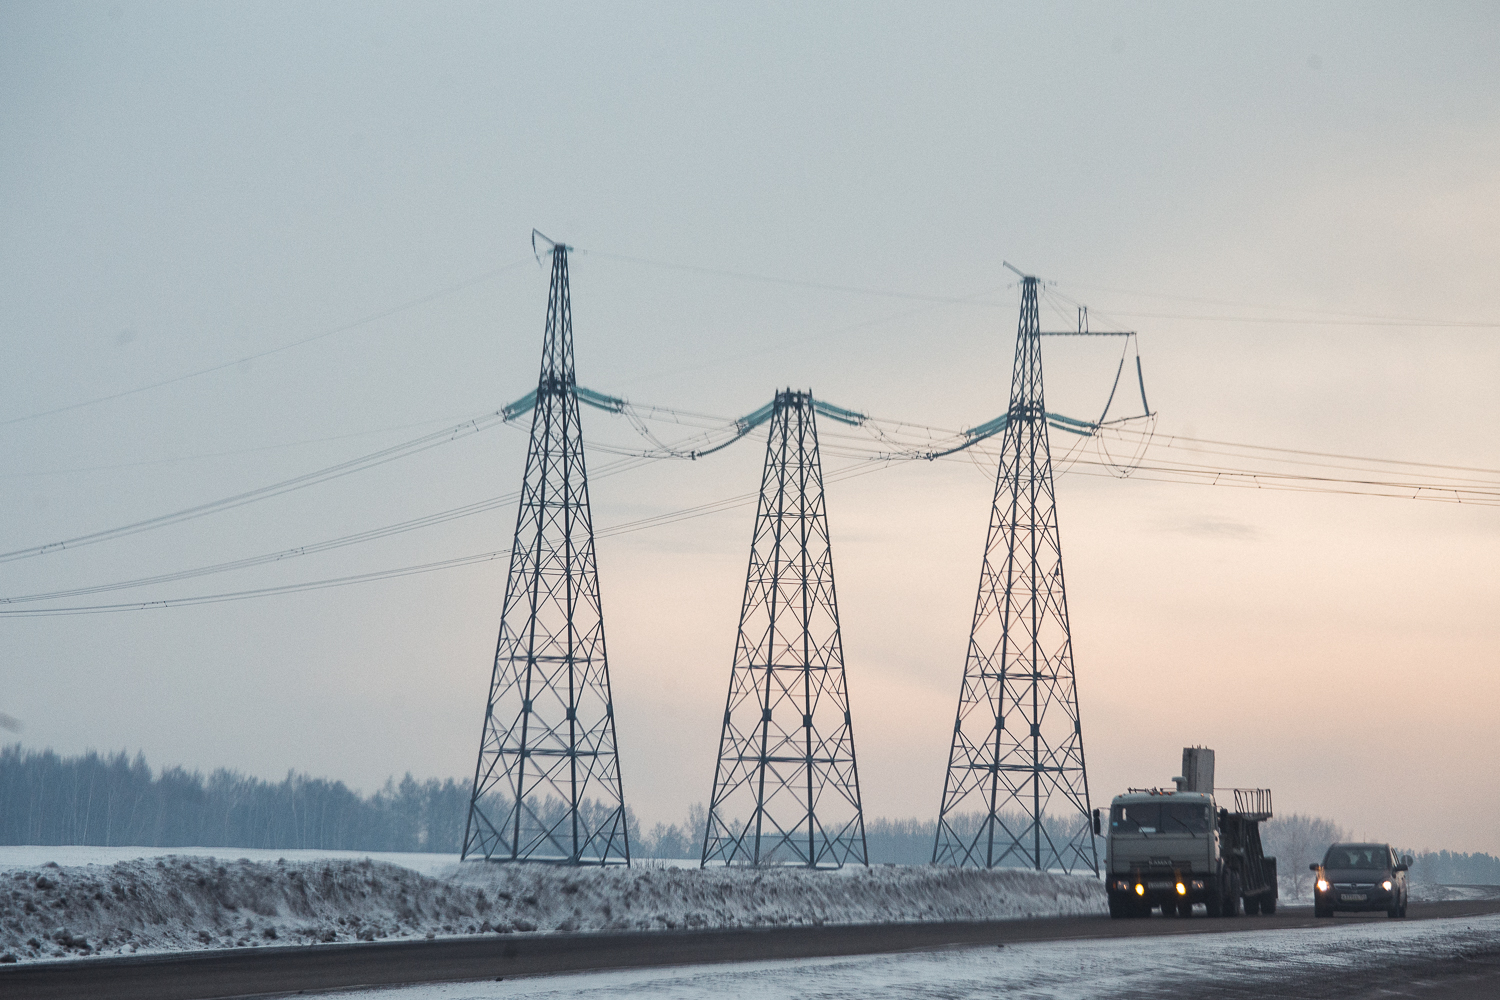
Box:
(1094, 747), (1278, 918)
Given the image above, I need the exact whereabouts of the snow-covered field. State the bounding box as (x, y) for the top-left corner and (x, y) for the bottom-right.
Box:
(303, 913), (1500, 1000)
(0, 847), (1103, 964)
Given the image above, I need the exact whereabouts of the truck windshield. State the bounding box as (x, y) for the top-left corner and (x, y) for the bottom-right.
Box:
(1111, 802), (1211, 834)
(1323, 845), (1390, 869)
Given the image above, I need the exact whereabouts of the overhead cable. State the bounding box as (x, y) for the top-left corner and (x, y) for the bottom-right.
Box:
(0, 454), (660, 605)
(0, 407), (520, 564)
(0, 256), (533, 429)
(0, 456), (896, 618)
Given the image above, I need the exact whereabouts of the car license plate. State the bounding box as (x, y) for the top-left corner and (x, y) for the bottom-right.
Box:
(1341, 893), (1367, 901)
(1147, 881), (1172, 890)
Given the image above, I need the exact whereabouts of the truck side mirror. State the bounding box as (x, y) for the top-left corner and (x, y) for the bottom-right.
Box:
(1308, 863), (1320, 872)
(1402, 855), (1413, 867)
(1394, 863), (1408, 872)
(1092, 808), (1101, 836)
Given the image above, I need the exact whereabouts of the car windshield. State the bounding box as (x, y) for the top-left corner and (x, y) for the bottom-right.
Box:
(1323, 845), (1390, 869)
(1110, 802), (1210, 834)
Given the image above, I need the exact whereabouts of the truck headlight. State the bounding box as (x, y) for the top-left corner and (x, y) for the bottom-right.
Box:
(1135, 884), (1145, 896)
(1383, 880), (1393, 891)
(1316, 879), (1330, 892)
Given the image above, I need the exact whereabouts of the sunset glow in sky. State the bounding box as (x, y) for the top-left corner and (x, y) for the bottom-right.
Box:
(3, 2), (1498, 854)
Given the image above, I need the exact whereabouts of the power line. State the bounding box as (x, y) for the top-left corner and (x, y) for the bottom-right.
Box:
(0, 257), (533, 429)
(6, 423), (1491, 618)
(0, 454), (660, 605)
(0, 548), (517, 617)
(0, 406), (520, 564)
(0, 414), (480, 480)
(587, 249), (1011, 306)
(1104, 427), (1500, 478)
(1057, 283), (1486, 325)
(5, 375), (1491, 606)
(1095, 310), (1500, 329)
(590, 249), (1500, 330)
(0, 392), (754, 577)
(0, 455), (895, 617)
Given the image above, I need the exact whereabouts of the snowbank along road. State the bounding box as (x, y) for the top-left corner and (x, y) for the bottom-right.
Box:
(3, 899), (1499, 999)
(1, 850), (1497, 1000)
(0, 854), (1101, 962)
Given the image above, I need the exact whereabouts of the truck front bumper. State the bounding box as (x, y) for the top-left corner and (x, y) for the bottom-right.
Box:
(1109, 876), (1210, 906)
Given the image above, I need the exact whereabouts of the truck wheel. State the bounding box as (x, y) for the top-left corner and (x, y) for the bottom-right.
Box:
(1177, 899), (1193, 917)
(1262, 895), (1277, 915)
(1205, 882), (1224, 917)
(1243, 894), (1261, 916)
(1223, 874), (1241, 917)
(1314, 902), (1332, 918)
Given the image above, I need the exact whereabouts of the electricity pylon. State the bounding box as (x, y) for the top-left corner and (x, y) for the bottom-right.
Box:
(462, 241), (629, 865)
(933, 273), (1097, 873)
(702, 390), (868, 868)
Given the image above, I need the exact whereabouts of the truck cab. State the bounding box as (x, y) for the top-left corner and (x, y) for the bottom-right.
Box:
(1097, 747), (1278, 919)
(1101, 790), (1223, 917)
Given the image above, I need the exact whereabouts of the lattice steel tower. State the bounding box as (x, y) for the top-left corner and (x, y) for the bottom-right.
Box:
(462, 241), (629, 865)
(933, 274), (1097, 873)
(702, 390), (868, 868)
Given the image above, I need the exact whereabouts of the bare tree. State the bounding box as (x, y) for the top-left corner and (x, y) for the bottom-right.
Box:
(1261, 813), (1348, 899)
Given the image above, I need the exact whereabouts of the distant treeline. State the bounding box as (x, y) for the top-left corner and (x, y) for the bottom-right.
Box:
(1403, 850), (1500, 886)
(0, 745), (471, 853)
(4, 746), (1496, 882)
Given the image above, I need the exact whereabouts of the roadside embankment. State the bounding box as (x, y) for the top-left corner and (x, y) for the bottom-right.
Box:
(0, 854), (1104, 964)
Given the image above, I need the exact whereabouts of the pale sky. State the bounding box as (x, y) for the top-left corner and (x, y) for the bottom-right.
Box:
(3, 2), (1498, 854)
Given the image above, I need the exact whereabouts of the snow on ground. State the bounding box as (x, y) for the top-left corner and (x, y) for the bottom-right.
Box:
(1276, 871), (1496, 904)
(1407, 881), (1500, 902)
(440, 860), (1104, 933)
(0, 856), (480, 962)
(302, 913), (1500, 1000)
(0, 850), (1102, 964)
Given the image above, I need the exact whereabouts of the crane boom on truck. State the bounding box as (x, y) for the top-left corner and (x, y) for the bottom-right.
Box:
(1094, 747), (1278, 918)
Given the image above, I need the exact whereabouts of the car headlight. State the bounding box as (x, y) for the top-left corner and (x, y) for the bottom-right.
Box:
(1383, 880), (1393, 891)
(1316, 879), (1330, 892)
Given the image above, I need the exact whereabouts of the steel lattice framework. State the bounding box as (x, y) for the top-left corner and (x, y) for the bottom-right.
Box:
(933, 274), (1097, 874)
(462, 242), (629, 865)
(702, 390), (868, 868)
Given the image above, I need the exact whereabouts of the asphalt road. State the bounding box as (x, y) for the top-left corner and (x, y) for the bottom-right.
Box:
(4, 897), (1499, 1000)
